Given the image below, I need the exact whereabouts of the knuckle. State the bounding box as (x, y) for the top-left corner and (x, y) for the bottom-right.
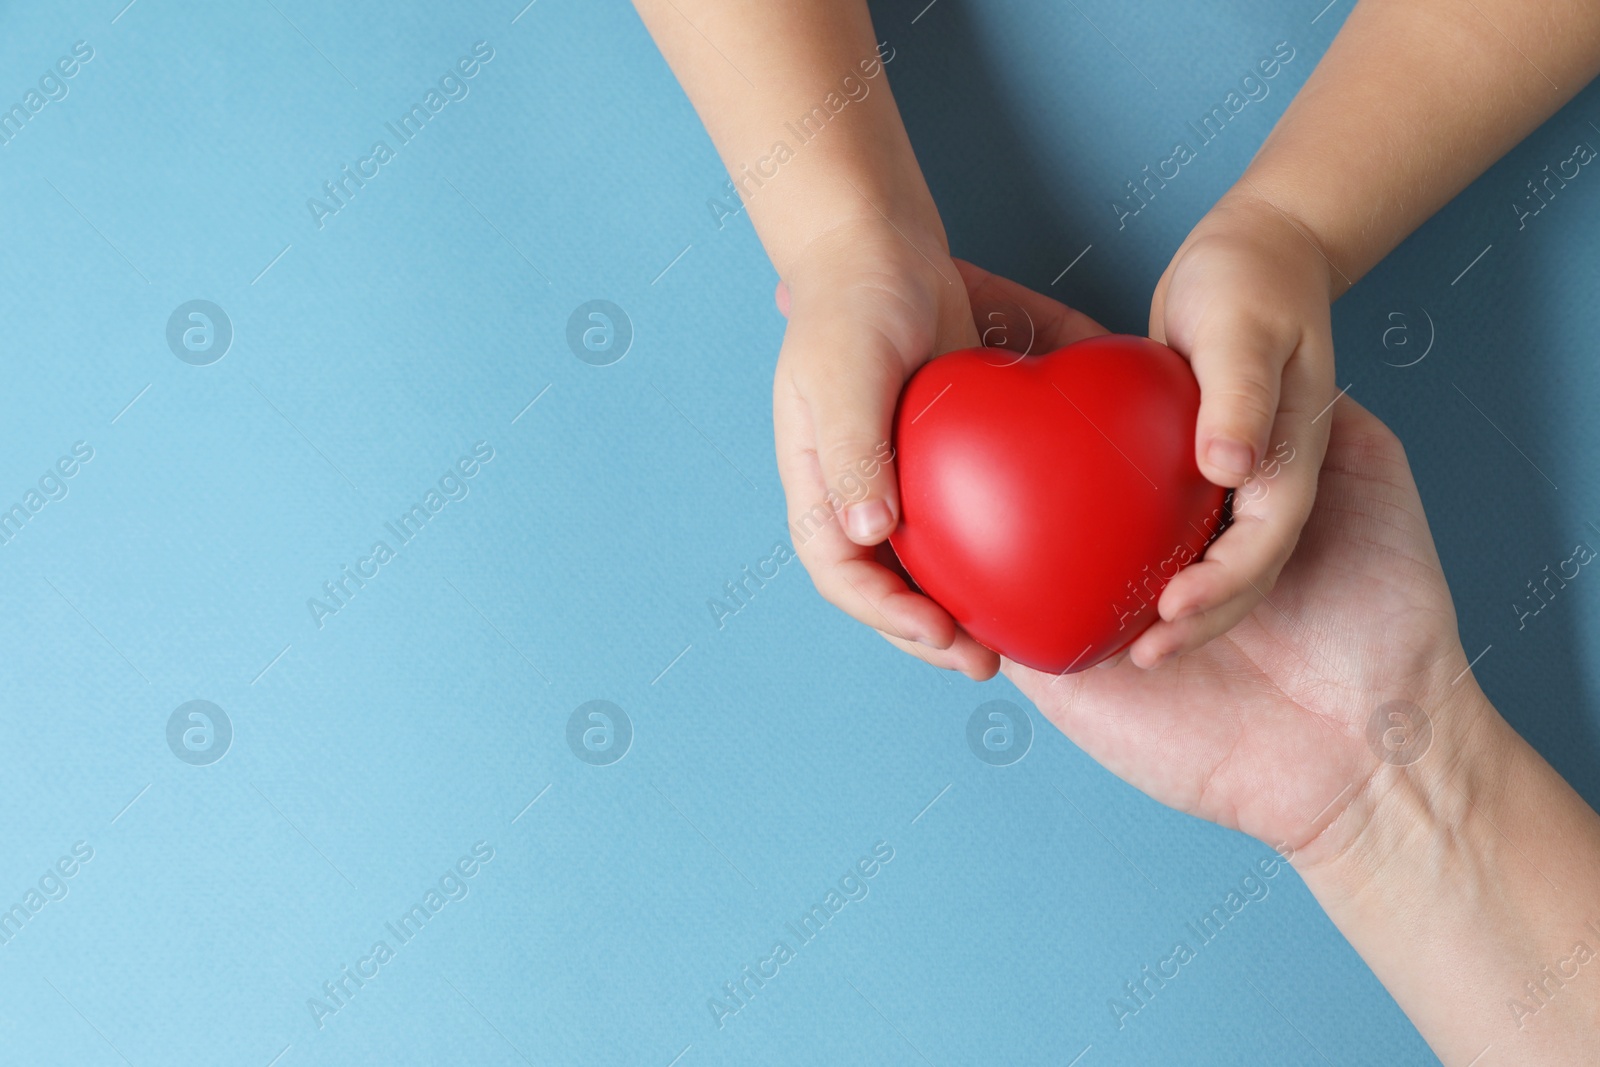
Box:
(795, 325), (903, 382)
(787, 499), (842, 547)
(1209, 381), (1278, 433)
(823, 439), (896, 497)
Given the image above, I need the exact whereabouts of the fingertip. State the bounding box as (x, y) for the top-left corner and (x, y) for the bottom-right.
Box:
(1157, 573), (1210, 623)
(885, 593), (956, 651)
(774, 280), (791, 317)
(940, 626), (1000, 680)
(1201, 436), (1255, 486)
(963, 652), (1001, 681)
(1127, 630), (1175, 670)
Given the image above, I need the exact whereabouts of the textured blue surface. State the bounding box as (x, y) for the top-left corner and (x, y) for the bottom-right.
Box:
(1, 1), (1596, 1064)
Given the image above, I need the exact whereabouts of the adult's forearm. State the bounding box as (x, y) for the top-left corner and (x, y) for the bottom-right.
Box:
(630, 0), (942, 271)
(1240, 0), (1600, 296)
(1300, 682), (1600, 1064)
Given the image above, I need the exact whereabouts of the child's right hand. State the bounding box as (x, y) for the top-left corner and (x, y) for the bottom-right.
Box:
(772, 217), (1109, 680)
(773, 216), (996, 676)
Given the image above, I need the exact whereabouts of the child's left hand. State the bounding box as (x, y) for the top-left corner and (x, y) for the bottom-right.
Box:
(1122, 188), (1339, 669)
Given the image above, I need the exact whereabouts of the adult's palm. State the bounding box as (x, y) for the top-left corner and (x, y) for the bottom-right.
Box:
(982, 274), (1468, 860)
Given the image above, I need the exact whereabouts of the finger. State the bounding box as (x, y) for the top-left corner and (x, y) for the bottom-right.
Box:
(774, 369), (955, 648)
(776, 402), (1000, 677)
(878, 626), (1001, 680)
(1162, 285), (1296, 489)
(954, 259), (1110, 352)
(1128, 593), (1252, 670)
(1132, 438), (1323, 667)
(813, 546), (1000, 678)
(850, 541), (1001, 676)
(1128, 339), (1334, 666)
(775, 280), (791, 317)
(780, 311), (906, 546)
(829, 551), (959, 650)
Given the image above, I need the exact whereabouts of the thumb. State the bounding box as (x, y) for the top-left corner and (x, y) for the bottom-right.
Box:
(1187, 318), (1290, 487)
(1163, 289), (1293, 489)
(780, 314), (906, 546)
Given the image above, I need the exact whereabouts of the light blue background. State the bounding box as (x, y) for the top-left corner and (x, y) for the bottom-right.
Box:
(1, 1), (1596, 1064)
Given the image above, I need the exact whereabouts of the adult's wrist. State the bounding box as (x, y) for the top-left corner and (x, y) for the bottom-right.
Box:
(1286, 672), (1600, 1063)
(1293, 676), (1515, 908)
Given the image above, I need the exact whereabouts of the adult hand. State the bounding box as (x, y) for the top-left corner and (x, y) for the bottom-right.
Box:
(994, 273), (1474, 865)
(992, 274), (1600, 1067)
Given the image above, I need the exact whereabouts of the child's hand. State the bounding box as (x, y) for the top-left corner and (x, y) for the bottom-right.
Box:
(772, 220), (1107, 680)
(773, 217), (994, 677)
(1125, 189), (1338, 668)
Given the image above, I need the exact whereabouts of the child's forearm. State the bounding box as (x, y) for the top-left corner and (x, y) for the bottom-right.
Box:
(1240, 0), (1600, 296)
(629, 0), (942, 272)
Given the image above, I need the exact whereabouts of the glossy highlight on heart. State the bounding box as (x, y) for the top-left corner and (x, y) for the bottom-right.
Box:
(889, 335), (1228, 673)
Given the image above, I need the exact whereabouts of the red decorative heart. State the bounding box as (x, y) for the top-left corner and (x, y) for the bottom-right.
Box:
(889, 336), (1227, 673)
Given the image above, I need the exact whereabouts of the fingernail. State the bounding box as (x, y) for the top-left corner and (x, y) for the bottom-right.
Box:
(1205, 439), (1254, 483)
(844, 499), (893, 541)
